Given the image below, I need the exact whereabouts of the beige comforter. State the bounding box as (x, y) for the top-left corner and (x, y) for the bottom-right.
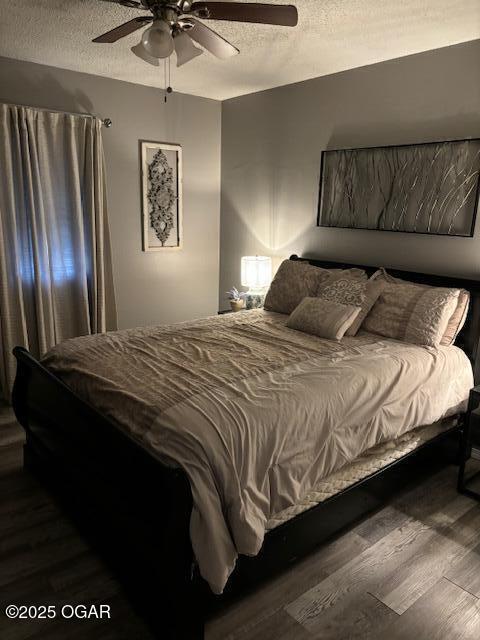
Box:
(42, 310), (473, 593)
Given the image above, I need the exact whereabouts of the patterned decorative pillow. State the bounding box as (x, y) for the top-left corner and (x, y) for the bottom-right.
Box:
(264, 260), (367, 315)
(362, 270), (460, 347)
(286, 297), (361, 341)
(372, 269), (469, 346)
(264, 260), (333, 314)
(317, 278), (386, 336)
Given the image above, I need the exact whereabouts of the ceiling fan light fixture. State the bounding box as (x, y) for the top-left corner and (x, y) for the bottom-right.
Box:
(92, 1), (299, 67)
(142, 20), (174, 59)
(131, 42), (160, 66)
(174, 31), (203, 67)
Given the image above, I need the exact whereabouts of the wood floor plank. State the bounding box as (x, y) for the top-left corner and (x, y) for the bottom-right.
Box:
(353, 504), (409, 545)
(446, 542), (480, 598)
(0, 498), (64, 539)
(49, 553), (114, 593)
(0, 596), (143, 640)
(0, 403), (14, 419)
(0, 534), (89, 589)
(206, 531), (368, 639)
(370, 503), (480, 614)
(373, 578), (480, 640)
(0, 552), (127, 640)
(0, 443), (24, 477)
(23, 593), (155, 640)
(0, 568), (123, 640)
(354, 464), (473, 546)
(0, 470), (45, 500)
(0, 514), (78, 555)
(289, 590), (397, 640)
(233, 609), (311, 640)
(286, 516), (439, 635)
(0, 536), (116, 606)
(0, 417), (24, 447)
(393, 465), (474, 526)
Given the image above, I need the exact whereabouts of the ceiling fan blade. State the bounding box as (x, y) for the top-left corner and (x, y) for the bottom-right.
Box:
(99, 0), (145, 8)
(186, 18), (239, 59)
(92, 17), (152, 43)
(190, 2), (298, 27)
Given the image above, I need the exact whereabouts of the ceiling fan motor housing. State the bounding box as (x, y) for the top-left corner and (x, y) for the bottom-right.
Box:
(140, 0), (181, 10)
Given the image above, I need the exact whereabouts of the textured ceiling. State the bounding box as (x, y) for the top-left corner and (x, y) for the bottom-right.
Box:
(0, 0), (479, 100)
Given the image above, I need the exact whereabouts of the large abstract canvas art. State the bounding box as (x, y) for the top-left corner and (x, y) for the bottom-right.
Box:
(317, 139), (480, 236)
(141, 141), (183, 251)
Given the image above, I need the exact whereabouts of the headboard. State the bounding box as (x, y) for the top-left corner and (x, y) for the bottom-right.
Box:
(290, 255), (480, 383)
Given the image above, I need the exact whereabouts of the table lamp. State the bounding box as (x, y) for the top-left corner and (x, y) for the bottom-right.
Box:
(241, 256), (272, 309)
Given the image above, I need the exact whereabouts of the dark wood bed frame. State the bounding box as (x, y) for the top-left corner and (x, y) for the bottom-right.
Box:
(11, 256), (480, 639)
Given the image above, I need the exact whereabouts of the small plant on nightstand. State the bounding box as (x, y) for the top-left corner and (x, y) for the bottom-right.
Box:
(226, 287), (246, 312)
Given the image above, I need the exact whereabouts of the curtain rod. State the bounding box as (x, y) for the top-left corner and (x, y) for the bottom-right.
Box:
(1, 102), (113, 128)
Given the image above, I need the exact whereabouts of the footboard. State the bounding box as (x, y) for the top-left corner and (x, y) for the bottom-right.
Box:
(11, 347), (203, 639)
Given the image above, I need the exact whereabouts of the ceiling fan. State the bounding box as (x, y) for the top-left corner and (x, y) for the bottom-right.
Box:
(93, 1), (298, 67)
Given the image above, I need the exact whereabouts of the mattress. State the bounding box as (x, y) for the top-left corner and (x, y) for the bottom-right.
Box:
(42, 309), (473, 594)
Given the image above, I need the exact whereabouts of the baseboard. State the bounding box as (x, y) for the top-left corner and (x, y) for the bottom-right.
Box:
(472, 447), (480, 460)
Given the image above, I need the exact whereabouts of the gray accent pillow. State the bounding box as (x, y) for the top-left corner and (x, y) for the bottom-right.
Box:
(286, 297), (361, 341)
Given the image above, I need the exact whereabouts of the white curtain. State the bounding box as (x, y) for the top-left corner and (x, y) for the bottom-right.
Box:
(0, 103), (117, 400)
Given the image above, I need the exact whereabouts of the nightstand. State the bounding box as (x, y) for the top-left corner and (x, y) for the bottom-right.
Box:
(457, 385), (480, 499)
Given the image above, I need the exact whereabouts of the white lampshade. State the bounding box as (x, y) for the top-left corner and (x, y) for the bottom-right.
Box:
(131, 42), (160, 66)
(241, 256), (272, 290)
(142, 21), (174, 59)
(174, 32), (203, 67)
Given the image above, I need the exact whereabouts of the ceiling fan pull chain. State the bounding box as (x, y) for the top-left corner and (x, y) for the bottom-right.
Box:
(164, 56), (173, 103)
(164, 58), (167, 102)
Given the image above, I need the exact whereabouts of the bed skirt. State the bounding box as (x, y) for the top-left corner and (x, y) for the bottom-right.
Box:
(266, 417), (457, 530)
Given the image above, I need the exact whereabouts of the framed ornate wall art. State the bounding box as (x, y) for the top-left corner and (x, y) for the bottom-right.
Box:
(317, 139), (480, 237)
(141, 140), (183, 251)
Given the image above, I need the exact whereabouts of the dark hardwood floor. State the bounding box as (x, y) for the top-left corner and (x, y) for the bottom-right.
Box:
(1, 402), (480, 639)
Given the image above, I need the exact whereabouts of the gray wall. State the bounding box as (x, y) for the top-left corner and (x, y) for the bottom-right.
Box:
(220, 40), (480, 306)
(0, 56), (221, 329)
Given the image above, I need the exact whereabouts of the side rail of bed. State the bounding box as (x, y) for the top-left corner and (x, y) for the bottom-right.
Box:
(12, 346), (204, 639)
